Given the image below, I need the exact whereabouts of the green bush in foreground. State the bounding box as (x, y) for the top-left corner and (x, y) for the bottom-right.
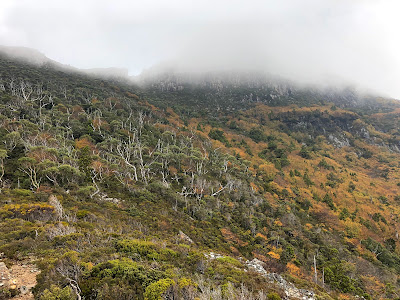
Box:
(40, 285), (74, 300)
(144, 278), (174, 300)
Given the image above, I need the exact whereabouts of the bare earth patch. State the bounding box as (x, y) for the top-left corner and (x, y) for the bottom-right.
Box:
(0, 257), (40, 299)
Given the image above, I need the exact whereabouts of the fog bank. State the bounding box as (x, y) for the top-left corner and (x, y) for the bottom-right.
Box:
(0, 0), (399, 98)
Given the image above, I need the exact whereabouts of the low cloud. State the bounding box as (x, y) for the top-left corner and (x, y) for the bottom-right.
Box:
(0, 0), (399, 97)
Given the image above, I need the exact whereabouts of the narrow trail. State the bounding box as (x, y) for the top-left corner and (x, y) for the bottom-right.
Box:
(0, 257), (40, 299)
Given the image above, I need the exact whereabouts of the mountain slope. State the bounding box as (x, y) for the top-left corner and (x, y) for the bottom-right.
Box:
(1, 52), (400, 299)
(0, 46), (131, 80)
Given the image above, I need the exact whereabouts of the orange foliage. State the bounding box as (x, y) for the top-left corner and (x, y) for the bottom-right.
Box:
(75, 137), (95, 150)
(138, 101), (158, 112)
(166, 107), (180, 119)
(92, 118), (101, 129)
(220, 228), (248, 247)
(28, 147), (57, 162)
(72, 105), (84, 114)
(255, 233), (268, 241)
(252, 252), (269, 263)
(227, 202), (235, 209)
(230, 246), (240, 256)
(125, 92), (139, 99)
(267, 251), (280, 260)
(360, 275), (385, 297)
(286, 262), (301, 277)
(304, 223), (313, 230)
(250, 182), (259, 193)
(36, 185), (53, 194)
(158, 220), (171, 231)
(91, 160), (104, 171)
(168, 165), (178, 175)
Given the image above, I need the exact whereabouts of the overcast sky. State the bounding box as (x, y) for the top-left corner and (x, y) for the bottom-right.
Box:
(0, 0), (399, 97)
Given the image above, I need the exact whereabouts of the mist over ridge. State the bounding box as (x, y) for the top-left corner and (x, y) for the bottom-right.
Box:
(0, 1), (399, 98)
(0, 43), (387, 109)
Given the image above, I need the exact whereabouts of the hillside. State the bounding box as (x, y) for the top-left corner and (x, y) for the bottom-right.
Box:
(1, 52), (400, 300)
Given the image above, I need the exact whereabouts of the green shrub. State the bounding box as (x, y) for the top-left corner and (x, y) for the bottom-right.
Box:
(216, 256), (242, 267)
(40, 285), (74, 300)
(247, 128), (267, 143)
(76, 210), (90, 219)
(280, 245), (295, 263)
(115, 239), (178, 261)
(11, 189), (33, 198)
(76, 186), (96, 199)
(318, 159), (333, 170)
(116, 239), (158, 259)
(299, 146), (312, 159)
(144, 278), (174, 300)
(267, 291), (282, 300)
(89, 259), (165, 288)
(209, 129), (228, 144)
(323, 193), (335, 211)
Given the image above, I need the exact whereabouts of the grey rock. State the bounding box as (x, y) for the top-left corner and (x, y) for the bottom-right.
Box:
(245, 258), (315, 300)
(20, 285), (29, 294)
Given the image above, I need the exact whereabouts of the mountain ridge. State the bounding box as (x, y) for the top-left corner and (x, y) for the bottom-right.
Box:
(0, 45), (130, 80)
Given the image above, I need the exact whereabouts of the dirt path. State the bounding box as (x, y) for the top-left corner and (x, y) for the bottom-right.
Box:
(0, 257), (40, 299)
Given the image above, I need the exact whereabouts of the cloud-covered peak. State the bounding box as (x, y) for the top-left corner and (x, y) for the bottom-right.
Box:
(0, 0), (399, 98)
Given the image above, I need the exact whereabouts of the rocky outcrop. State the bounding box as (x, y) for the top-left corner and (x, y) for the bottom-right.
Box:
(0, 261), (11, 288)
(204, 253), (315, 300)
(177, 230), (193, 244)
(245, 258), (315, 300)
(328, 133), (351, 148)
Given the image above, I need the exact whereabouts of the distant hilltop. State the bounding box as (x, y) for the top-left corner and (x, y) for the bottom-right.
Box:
(0, 45), (129, 80)
(0, 45), (51, 66)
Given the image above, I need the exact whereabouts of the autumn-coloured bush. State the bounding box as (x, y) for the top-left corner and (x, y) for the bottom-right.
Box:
(0, 203), (54, 221)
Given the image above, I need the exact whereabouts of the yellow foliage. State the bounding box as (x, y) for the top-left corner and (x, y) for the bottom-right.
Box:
(286, 262), (301, 276)
(305, 223), (313, 230)
(255, 233), (268, 241)
(344, 220), (361, 238)
(86, 262), (94, 271)
(267, 251), (280, 260)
